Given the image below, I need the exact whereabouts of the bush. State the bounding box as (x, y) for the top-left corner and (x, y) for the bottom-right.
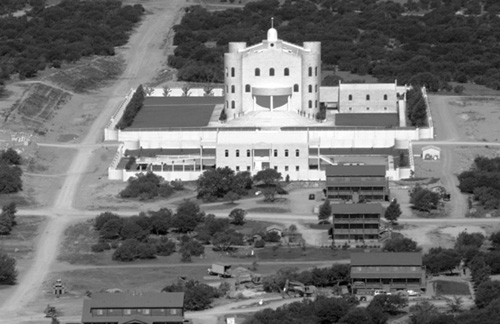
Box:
(155, 238), (176, 256)
(119, 172), (165, 200)
(254, 239), (265, 248)
(112, 239), (140, 262)
(0, 252), (17, 285)
(91, 242), (111, 252)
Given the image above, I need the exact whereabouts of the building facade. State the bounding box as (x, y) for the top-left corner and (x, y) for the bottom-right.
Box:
(81, 292), (186, 324)
(224, 28), (321, 120)
(350, 252), (426, 294)
(325, 165), (390, 201)
(330, 203), (383, 246)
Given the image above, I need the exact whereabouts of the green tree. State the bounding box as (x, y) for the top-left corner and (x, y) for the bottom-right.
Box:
(212, 229), (244, 251)
(423, 247), (461, 275)
(1, 148), (21, 165)
(100, 218), (125, 240)
(383, 237), (421, 252)
(196, 167), (235, 201)
(180, 237), (205, 257)
(228, 208), (246, 225)
(410, 185), (440, 212)
(94, 212), (120, 230)
(120, 220), (149, 241)
(0, 161), (23, 194)
(162, 279), (220, 311)
(224, 191), (239, 204)
(368, 294), (408, 315)
(172, 200), (205, 233)
(112, 239), (139, 262)
(0, 252), (17, 285)
(318, 199), (332, 221)
(149, 208), (173, 235)
(475, 280), (500, 309)
(384, 199), (402, 224)
(339, 307), (374, 324)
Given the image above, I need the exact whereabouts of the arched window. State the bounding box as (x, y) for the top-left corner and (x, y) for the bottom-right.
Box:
(247, 149), (251, 157)
(236, 149), (240, 157)
(366, 94), (370, 101)
(294, 84), (299, 92)
(269, 68), (275, 76)
(308, 85), (312, 93)
(285, 149), (289, 157)
(284, 68), (289, 76)
(245, 84), (250, 92)
(315, 85), (318, 93)
(308, 100), (312, 108)
(315, 100), (318, 108)
(226, 85), (228, 92)
(226, 101), (228, 108)
(366, 107), (370, 110)
(315, 66), (318, 76)
(348, 95), (353, 101)
(308, 67), (312, 77)
(225, 68), (228, 77)
(384, 94), (388, 100)
(231, 67), (235, 77)
(255, 68), (260, 76)
(274, 149), (278, 157)
(296, 149), (300, 157)
(231, 85), (235, 93)
(231, 101), (235, 109)
(225, 150), (229, 157)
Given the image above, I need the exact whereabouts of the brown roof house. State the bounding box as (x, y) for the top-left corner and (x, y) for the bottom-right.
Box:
(350, 252), (426, 294)
(81, 292), (186, 324)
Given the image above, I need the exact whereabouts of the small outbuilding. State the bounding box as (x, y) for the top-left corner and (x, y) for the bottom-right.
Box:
(422, 145), (441, 160)
(266, 225), (284, 236)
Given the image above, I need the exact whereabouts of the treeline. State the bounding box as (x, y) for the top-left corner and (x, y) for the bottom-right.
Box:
(116, 85), (145, 130)
(92, 201), (253, 261)
(406, 87), (428, 127)
(169, 0), (500, 90)
(119, 172), (184, 200)
(458, 157), (500, 210)
(0, 0), (144, 81)
(0, 148), (23, 194)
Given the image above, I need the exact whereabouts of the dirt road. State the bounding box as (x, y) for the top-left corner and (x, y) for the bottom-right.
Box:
(0, 0), (188, 320)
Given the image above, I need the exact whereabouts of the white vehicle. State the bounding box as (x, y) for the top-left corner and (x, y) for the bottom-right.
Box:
(373, 290), (391, 296)
(406, 289), (420, 296)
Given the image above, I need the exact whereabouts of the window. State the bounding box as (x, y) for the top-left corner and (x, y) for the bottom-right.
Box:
(273, 149), (278, 157)
(284, 68), (289, 76)
(124, 309), (132, 315)
(384, 107), (387, 110)
(294, 84), (299, 92)
(236, 166), (240, 171)
(225, 67), (228, 77)
(315, 84), (318, 92)
(245, 84), (250, 92)
(226, 100), (228, 108)
(269, 68), (275, 76)
(285, 149), (289, 157)
(295, 149), (300, 157)
(315, 100), (318, 108)
(308, 85), (312, 93)
(308, 66), (312, 76)
(231, 101), (235, 109)
(348, 94), (352, 101)
(231, 67), (235, 77)
(141, 309), (151, 315)
(315, 66), (318, 76)
(247, 149), (251, 157)
(285, 166), (289, 171)
(274, 166), (278, 170)
(170, 309), (178, 315)
(255, 68), (260, 76)
(366, 94), (370, 100)
(231, 85), (235, 93)
(366, 107), (370, 110)
(225, 150), (229, 157)
(384, 94), (388, 100)
(247, 166), (251, 171)
(349, 107), (352, 111)
(93, 309), (105, 316)
(226, 85), (228, 92)
(296, 166), (300, 171)
(308, 100), (312, 108)
(236, 149), (240, 157)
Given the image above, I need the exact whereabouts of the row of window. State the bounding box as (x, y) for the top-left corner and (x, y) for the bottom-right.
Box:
(225, 149), (300, 157)
(348, 107), (388, 111)
(348, 94), (389, 101)
(91, 308), (181, 316)
(250, 66), (318, 77)
(234, 165), (300, 172)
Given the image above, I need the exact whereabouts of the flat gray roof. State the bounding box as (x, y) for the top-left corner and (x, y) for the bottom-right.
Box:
(127, 97), (223, 129)
(351, 252), (422, 266)
(326, 165), (386, 177)
(335, 113), (399, 127)
(332, 203), (384, 214)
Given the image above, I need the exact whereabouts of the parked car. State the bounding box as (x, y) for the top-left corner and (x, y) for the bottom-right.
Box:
(406, 289), (420, 296)
(373, 290), (391, 296)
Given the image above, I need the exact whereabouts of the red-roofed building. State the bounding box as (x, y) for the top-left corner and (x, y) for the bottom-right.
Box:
(81, 292), (186, 324)
(350, 252), (426, 294)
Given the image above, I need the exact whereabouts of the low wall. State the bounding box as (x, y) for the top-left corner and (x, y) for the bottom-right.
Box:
(104, 88), (134, 141)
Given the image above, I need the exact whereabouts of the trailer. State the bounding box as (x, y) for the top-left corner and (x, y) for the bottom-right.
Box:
(207, 263), (232, 278)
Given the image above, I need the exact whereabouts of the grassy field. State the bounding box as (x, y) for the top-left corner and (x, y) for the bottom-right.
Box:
(434, 280), (470, 296)
(255, 245), (350, 261)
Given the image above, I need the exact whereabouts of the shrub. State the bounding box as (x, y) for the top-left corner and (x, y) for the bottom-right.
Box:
(91, 242), (111, 252)
(254, 239), (265, 248)
(112, 239), (140, 262)
(116, 85), (145, 129)
(155, 239), (176, 256)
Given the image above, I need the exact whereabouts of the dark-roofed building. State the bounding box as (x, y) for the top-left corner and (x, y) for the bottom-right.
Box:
(326, 165), (389, 201)
(81, 292), (186, 324)
(330, 203), (383, 246)
(350, 252), (426, 294)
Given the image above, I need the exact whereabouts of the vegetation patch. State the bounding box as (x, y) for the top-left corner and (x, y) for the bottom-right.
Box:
(434, 280), (470, 296)
(256, 246), (349, 261)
